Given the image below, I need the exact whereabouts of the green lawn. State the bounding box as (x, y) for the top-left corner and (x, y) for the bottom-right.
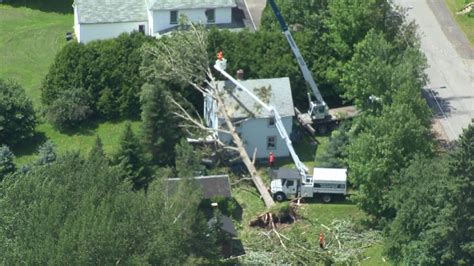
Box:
(232, 135), (389, 264)
(0, 5), (133, 164)
(445, 0), (474, 45)
(0, 5), (72, 107)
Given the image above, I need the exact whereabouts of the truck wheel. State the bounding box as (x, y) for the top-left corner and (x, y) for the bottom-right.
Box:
(322, 194), (332, 203)
(274, 193), (286, 202)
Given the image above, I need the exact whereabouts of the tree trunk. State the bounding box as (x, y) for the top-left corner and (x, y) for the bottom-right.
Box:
(215, 93), (275, 208)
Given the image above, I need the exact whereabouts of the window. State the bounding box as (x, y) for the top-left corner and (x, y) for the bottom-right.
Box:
(267, 136), (276, 150)
(205, 9), (215, 23)
(268, 117), (275, 127)
(285, 180), (294, 187)
(138, 24), (145, 34)
(170, 10), (178, 24)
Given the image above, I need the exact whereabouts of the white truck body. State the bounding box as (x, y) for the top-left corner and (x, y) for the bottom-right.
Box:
(270, 168), (347, 202)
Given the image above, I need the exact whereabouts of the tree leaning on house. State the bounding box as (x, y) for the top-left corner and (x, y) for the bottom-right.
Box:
(142, 24), (275, 208)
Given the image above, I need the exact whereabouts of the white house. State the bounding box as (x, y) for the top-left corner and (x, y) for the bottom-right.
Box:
(204, 75), (295, 159)
(73, 0), (240, 43)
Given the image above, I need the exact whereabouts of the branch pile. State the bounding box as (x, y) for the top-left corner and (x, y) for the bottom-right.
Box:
(241, 218), (382, 264)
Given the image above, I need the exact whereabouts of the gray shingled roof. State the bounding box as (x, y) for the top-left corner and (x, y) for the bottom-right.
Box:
(167, 175), (232, 199)
(148, 0), (236, 10)
(74, 0), (147, 24)
(216, 77), (295, 119)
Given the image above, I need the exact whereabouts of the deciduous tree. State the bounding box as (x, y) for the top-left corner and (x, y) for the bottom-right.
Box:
(0, 152), (220, 264)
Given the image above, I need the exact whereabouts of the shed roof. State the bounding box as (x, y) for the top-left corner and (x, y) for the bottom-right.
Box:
(74, 0), (147, 24)
(312, 168), (347, 182)
(148, 0), (236, 10)
(216, 77), (295, 119)
(167, 175), (232, 198)
(207, 215), (238, 236)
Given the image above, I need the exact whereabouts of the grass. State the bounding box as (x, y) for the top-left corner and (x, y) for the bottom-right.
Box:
(445, 0), (474, 45)
(232, 135), (389, 264)
(14, 120), (141, 166)
(0, 5), (133, 164)
(0, 5), (72, 107)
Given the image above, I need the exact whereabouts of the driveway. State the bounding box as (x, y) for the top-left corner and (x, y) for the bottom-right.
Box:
(394, 0), (474, 140)
(242, 0), (266, 30)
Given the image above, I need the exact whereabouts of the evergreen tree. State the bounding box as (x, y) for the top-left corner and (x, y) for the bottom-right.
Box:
(0, 145), (15, 180)
(318, 121), (351, 168)
(140, 82), (182, 165)
(175, 139), (202, 178)
(114, 123), (150, 189)
(0, 79), (36, 146)
(36, 140), (57, 166)
(89, 136), (106, 160)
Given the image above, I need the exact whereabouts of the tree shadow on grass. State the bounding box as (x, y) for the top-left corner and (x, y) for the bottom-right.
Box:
(59, 119), (102, 137)
(12, 131), (48, 158)
(1, 0), (73, 14)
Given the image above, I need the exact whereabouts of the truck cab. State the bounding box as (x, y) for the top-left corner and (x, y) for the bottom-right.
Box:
(270, 168), (347, 203)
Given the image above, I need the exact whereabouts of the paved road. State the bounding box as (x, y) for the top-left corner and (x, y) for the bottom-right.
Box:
(395, 0), (474, 140)
(243, 0), (266, 30)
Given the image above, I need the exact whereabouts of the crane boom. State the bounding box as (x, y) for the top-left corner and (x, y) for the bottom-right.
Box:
(214, 58), (308, 179)
(268, 0), (327, 119)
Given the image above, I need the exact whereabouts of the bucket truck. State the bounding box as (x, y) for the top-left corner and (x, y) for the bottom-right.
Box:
(268, 0), (357, 134)
(214, 55), (347, 203)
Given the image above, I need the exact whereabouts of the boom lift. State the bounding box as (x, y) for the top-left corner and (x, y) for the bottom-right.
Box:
(268, 0), (357, 134)
(214, 55), (347, 203)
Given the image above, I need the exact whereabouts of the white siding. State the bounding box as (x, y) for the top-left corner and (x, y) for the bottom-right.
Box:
(219, 117), (293, 159)
(151, 7), (232, 34)
(77, 21), (148, 43)
(215, 8), (232, 24)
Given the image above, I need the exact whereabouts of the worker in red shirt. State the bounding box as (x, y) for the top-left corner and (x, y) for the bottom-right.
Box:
(319, 231), (325, 249)
(269, 152), (275, 168)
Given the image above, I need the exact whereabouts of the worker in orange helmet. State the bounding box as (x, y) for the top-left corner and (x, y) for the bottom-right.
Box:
(319, 231), (325, 249)
(269, 152), (275, 168)
(217, 51), (223, 61)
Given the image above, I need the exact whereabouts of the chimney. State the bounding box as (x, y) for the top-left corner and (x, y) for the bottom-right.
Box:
(236, 69), (244, 80)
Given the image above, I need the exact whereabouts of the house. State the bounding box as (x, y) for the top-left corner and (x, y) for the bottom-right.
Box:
(73, 0), (244, 43)
(204, 72), (295, 159)
(166, 175), (245, 258)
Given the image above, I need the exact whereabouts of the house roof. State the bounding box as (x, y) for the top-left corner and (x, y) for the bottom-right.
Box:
(148, 0), (236, 10)
(207, 215), (238, 236)
(74, 0), (147, 24)
(216, 77), (295, 119)
(167, 175), (232, 198)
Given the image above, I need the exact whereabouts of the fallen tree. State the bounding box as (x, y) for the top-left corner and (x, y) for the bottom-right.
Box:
(141, 24), (275, 208)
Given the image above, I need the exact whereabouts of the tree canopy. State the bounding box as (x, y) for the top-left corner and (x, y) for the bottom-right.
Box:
(0, 152), (220, 264)
(0, 79), (36, 147)
(386, 122), (474, 264)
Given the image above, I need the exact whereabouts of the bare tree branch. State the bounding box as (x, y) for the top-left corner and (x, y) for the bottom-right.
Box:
(141, 23), (275, 208)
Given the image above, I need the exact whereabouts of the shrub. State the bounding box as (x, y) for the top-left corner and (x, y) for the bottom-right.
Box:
(46, 88), (92, 131)
(0, 79), (36, 146)
(0, 145), (16, 180)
